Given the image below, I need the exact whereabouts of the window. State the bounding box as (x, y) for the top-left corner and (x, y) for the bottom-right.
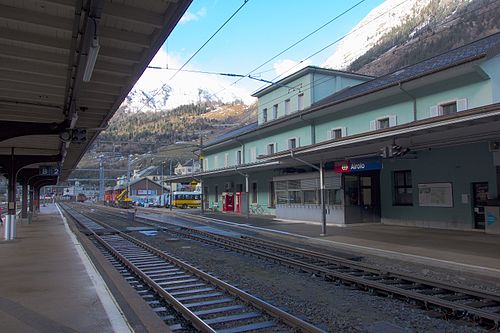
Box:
(441, 102), (457, 115)
(329, 127), (346, 140)
(370, 115), (396, 130)
(327, 189), (342, 205)
(298, 93), (304, 111)
(378, 117), (390, 129)
(303, 190), (318, 204)
(288, 137), (298, 149)
(236, 150), (242, 165)
(262, 108), (268, 123)
(250, 147), (257, 162)
(268, 181), (275, 208)
(430, 99), (468, 117)
(236, 183), (243, 192)
(224, 153), (229, 167)
(272, 104), (278, 119)
(251, 182), (258, 204)
(267, 143), (275, 155)
(214, 156), (219, 169)
(284, 99), (290, 115)
(393, 170), (413, 206)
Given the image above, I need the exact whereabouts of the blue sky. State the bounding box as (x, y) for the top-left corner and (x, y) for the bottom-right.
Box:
(134, 0), (386, 107)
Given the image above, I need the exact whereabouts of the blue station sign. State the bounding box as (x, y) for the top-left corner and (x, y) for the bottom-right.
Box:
(334, 157), (382, 173)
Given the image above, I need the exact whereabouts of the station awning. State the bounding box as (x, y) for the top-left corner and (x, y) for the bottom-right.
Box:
(0, 0), (192, 180)
(165, 161), (283, 183)
(258, 102), (500, 165)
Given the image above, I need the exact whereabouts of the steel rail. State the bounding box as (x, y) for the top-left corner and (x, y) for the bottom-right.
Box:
(86, 205), (500, 329)
(61, 203), (326, 333)
(170, 212), (500, 301)
(71, 204), (500, 329)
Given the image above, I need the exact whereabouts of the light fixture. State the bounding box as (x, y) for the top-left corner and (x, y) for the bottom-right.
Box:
(83, 36), (100, 82)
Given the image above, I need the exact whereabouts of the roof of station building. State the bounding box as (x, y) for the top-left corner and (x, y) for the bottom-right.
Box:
(314, 32), (500, 108)
(202, 32), (500, 151)
(251, 66), (375, 98)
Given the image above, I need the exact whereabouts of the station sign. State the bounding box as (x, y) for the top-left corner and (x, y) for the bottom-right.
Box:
(39, 165), (61, 176)
(334, 157), (382, 173)
(334, 160), (350, 173)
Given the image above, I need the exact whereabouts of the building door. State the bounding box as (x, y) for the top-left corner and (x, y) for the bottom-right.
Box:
(472, 182), (489, 230)
(344, 172), (381, 223)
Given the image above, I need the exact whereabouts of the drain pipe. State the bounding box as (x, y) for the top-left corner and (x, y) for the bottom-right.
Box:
(398, 82), (417, 122)
(289, 151), (327, 236)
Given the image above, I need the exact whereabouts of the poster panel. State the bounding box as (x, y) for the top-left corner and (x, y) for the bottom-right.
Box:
(418, 183), (453, 207)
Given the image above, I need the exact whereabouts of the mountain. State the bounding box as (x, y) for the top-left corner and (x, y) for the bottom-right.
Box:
(323, 0), (500, 76)
(94, 100), (256, 155)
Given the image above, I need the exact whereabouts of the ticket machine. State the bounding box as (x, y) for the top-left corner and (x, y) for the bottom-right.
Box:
(222, 192), (234, 212)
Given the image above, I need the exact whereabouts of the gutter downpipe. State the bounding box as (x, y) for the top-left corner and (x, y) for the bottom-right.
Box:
(398, 82), (417, 122)
(289, 151), (326, 236)
(234, 167), (250, 219)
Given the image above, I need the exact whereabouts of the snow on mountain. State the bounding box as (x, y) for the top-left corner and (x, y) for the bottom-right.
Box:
(119, 49), (256, 112)
(323, 0), (434, 70)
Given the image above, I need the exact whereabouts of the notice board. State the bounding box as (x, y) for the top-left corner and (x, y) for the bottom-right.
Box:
(418, 183), (453, 207)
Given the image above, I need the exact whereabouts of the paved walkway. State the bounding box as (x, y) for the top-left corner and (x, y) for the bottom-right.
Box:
(0, 204), (131, 333)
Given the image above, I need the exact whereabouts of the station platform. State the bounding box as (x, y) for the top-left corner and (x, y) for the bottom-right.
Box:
(0, 204), (132, 333)
(140, 208), (500, 278)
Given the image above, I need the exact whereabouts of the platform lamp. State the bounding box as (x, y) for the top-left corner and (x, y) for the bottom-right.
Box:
(82, 25), (100, 82)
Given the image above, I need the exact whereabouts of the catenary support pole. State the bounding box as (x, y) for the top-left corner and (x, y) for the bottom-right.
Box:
(320, 161), (327, 236)
(169, 181), (173, 211)
(99, 155), (104, 201)
(200, 176), (204, 214)
(245, 174), (250, 219)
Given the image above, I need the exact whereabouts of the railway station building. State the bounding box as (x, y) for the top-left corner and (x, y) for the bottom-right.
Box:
(171, 33), (500, 232)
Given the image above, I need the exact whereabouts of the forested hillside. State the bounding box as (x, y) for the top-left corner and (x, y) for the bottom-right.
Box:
(93, 101), (256, 155)
(346, 0), (500, 75)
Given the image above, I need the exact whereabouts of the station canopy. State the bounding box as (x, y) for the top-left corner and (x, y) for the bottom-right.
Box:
(0, 0), (191, 180)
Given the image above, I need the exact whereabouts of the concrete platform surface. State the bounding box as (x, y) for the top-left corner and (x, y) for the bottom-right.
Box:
(140, 207), (500, 277)
(0, 204), (131, 333)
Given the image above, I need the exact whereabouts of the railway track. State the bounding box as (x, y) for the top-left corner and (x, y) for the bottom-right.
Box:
(61, 203), (325, 333)
(74, 203), (500, 330)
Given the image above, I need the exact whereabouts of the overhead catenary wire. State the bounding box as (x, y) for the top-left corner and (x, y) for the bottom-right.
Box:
(218, 0), (368, 92)
(223, 0), (492, 127)
(208, 0), (413, 112)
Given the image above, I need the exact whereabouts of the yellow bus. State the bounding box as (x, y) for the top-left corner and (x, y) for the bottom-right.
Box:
(171, 191), (201, 209)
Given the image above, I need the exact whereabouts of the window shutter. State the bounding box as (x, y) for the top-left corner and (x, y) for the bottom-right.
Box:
(429, 105), (439, 117)
(250, 147), (257, 162)
(297, 137), (300, 147)
(341, 127), (347, 137)
(457, 98), (468, 112)
(389, 115), (397, 127)
(369, 120), (376, 131)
